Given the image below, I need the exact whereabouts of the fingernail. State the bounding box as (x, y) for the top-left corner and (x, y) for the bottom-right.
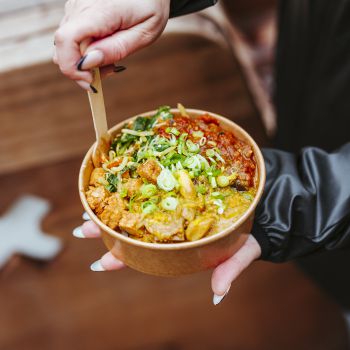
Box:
(77, 50), (104, 71)
(76, 80), (94, 92)
(90, 259), (105, 272)
(90, 84), (98, 93)
(82, 212), (90, 220)
(113, 65), (126, 73)
(72, 226), (85, 238)
(213, 285), (231, 306)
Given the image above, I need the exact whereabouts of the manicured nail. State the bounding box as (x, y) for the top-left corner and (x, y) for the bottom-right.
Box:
(72, 226), (85, 238)
(213, 285), (231, 306)
(113, 65), (126, 73)
(77, 50), (104, 71)
(82, 212), (90, 220)
(90, 84), (98, 93)
(90, 260), (105, 272)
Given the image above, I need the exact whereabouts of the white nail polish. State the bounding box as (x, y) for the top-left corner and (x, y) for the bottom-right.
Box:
(72, 226), (85, 238)
(213, 285), (231, 306)
(82, 212), (90, 221)
(90, 260), (105, 272)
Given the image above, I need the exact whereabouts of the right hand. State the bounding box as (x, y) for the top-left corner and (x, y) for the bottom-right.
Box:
(53, 0), (170, 91)
(75, 219), (261, 305)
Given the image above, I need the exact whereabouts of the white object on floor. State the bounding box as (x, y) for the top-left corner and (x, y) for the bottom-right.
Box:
(0, 195), (62, 268)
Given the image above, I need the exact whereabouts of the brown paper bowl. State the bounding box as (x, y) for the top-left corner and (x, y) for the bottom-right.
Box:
(79, 109), (265, 277)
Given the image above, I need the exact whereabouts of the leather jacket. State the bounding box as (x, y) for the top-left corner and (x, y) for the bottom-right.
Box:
(170, 0), (350, 265)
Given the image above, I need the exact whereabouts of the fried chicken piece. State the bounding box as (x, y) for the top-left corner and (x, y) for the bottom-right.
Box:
(100, 194), (126, 229)
(144, 213), (184, 241)
(124, 178), (143, 197)
(86, 186), (109, 214)
(89, 168), (105, 186)
(119, 212), (144, 237)
(137, 159), (161, 184)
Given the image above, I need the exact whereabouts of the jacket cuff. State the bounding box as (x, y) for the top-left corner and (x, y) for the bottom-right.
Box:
(170, 0), (218, 18)
(251, 221), (271, 260)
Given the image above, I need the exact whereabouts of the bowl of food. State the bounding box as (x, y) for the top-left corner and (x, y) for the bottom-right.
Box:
(79, 105), (265, 276)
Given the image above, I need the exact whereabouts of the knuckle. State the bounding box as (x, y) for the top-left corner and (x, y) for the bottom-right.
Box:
(54, 29), (66, 45)
(59, 65), (74, 78)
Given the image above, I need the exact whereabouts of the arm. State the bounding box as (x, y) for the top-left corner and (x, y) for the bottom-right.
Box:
(252, 143), (350, 262)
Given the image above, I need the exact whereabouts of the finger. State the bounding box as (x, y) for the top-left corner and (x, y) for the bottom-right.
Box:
(211, 235), (261, 298)
(85, 21), (157, 68)
(90, 252), (126, 272)
(54, 23), (94, 82)
(100, 65), (127, 79)
(72, 220), (101, 239)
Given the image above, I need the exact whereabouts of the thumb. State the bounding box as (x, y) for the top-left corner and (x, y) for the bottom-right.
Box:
(85, 19), (164, 67)
(211, 235), (261, 303)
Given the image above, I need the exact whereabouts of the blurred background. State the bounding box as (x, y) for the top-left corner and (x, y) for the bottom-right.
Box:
(0, 0), (349, 349)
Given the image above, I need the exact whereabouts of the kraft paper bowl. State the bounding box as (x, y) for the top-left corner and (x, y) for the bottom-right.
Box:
(79, 108), (265, 277)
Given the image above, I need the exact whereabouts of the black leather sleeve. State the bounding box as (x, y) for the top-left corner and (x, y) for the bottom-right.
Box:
(170, 0), (217, 18)
(252, 143), (350, 262)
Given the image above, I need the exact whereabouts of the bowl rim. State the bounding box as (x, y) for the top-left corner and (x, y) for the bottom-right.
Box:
(79, 108), (266, 251)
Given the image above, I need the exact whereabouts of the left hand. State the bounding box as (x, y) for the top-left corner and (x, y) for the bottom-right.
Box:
(73, 218), (261, 305)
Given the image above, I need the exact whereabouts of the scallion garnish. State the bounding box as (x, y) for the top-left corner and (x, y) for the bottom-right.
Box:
(157, 168), (178, 191)
(161, 197), (179, 211)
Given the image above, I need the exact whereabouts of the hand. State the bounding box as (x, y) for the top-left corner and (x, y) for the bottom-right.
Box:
(53, 0), (170, 91)
(73, 216), (261, 305)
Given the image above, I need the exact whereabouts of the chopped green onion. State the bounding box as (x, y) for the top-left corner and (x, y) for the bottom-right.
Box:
(121, 129), (154, 137)
(105, 184), (116, 192)
(196, 155), (210, 170)
(206, 149), (215, 157)
(186, 140), (200, 153)
(141, 201), (158, 214)
(214, 152), (225, 163)
(196, 184), (207, 194)
(168, 127), (180, 136)
(154, 146), (176, 157)
(157, 169), (178, 191)
(217, 175), (230, 187)
(213, 199), (225, 214)
(211, 192), (225, 200)
(207, 141), (217, 146)
(119, 186), (128, 198)
(179, 133), (188, 141)
(192, 130), (204, 138)
(199, 137), (207, 146)
(105, 173), (119, 192)
(156, 106), (173, 120)
(140, 184), (157, 198)
(161, 197), (179, 211)
(169, 134), (177, 146)
(210, 176), (217, 188)
(183, 155), (201, 171)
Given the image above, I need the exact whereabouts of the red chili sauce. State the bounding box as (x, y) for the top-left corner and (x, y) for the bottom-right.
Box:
(157, 114), (256, 190)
